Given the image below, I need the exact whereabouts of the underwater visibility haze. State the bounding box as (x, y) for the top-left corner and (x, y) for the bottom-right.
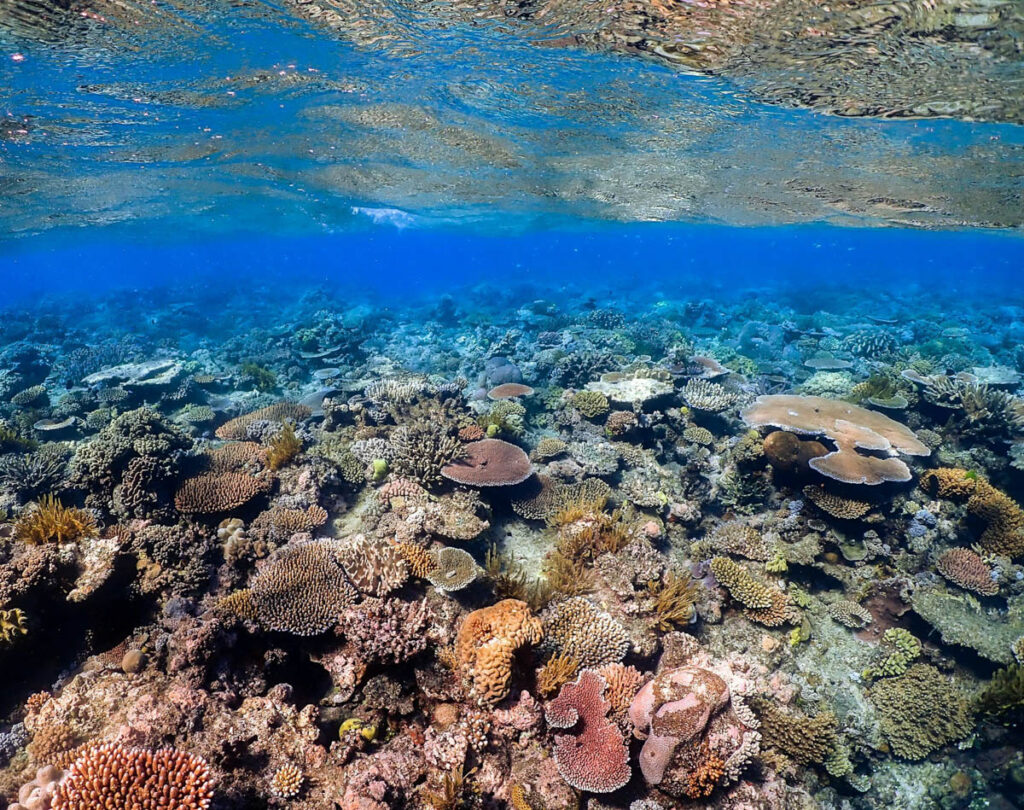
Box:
(1, 0), (1024, 809)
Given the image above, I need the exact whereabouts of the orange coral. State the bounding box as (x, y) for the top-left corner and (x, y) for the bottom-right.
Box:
(52, 742), (214, 810)
(456, 599), (543, 704)
(537, 652), (580, 698)
(685, 741), (725, 799)
(392, 541), (438, 578)
(250, 505), (328, 538)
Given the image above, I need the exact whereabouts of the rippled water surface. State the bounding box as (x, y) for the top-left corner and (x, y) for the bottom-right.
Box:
(1, 0), (1022, 236)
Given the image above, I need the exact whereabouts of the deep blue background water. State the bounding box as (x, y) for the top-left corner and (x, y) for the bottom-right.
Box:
(3, 224), (1023, 310)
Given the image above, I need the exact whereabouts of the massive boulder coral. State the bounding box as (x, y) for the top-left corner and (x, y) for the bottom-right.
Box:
(742, 395), (930, 485)
(455, 599), (543, 704)
(628, 661), (760, 799)
(544, 670), (632, 794)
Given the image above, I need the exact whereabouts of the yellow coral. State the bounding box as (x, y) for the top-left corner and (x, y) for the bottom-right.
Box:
(13, 495), (98, 544)
(922, 468), (1024, 558)
(647, 571), (699, 631)
(536, 652), (580, 698)
(1, 607), (28, 645)
(266, 421), (302, 471)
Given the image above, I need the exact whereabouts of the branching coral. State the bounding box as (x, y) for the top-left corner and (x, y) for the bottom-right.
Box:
(541, 597), (630, 669)
(646, 571), (699, 631)
(864, 628), (922, 680)
(265, 421), (302, 470)
(537, 651), (581, 698)
(976, 663), (1024, 726)
(174, 471), (272, 514)
(921, 468), (1024, 558)
(709, 557), (795, 626)
(936, 547), (998, 596)
(13, 495), (98, 544)
(52, 742), (214, 810)
(751, 699), (837, 768)
(391, 422), (465, 488)
(215, 402), (311, 440)
(869, 663), (974, 759)
(572, 391), (610, 419)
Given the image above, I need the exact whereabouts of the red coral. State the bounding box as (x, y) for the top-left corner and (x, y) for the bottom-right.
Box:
(544, 670), (631, 793)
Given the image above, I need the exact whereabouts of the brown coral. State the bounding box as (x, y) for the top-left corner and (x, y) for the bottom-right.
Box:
(803, 485), (872, 520)
(921, 469), (1024, 558)
(743, 395), (930, 485)
(14, 495), (98, 545)
(205, 441), (268, 472)
(440, 439), (533, 487)
(594, 663), (646, 717)
(51, 742), (214, 810)
(174, 471), (272, 513)
(335, 535), (409, 596)
(542, 596), (630, 669)
(709, 557), (795, 626)
(215, 402), (312, 440)
(752, 699), (837, 767)
(247, 540), (358, 635)
(269, 764), (304, 799)
(537, 652), (582, 698)
(455, 599), (543, 704)
(250, 505), (328, 540)
(392, 541), (438, 578)
(935, 548), (999, 596)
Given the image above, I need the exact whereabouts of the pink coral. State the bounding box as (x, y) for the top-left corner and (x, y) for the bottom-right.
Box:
(544, 670), (631, 793)
(935, 547), (998, 596)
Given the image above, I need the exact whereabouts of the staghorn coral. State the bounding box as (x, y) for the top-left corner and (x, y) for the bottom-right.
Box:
(174, 471), (272, 513)
(541, 596), (630, 669)
(646, 571), (699, 631)
(537, 652), (581, 698)
(751, 698), (837, 767)
(51, 742), (214, 810)
(265, 421), (302, 470)
(742, 395), (929, 485)
(426, 547), (479, 592)
(936, 547), (999, 596)
(13, 495), (98, 544)
(245, 540), (358, 635)
(869, 663), (974, 759)
(455, 599), (543, 704)
(391, 422), (464, 488)
(394, 541), (438, 578)
(215, 402), (312, 440)
(802, 485), (872, 520)
(921, 469), (1024, 558)
(545, 670), (632, 793)
(269, 763), (304, 799)
(0, 445), (69, 502)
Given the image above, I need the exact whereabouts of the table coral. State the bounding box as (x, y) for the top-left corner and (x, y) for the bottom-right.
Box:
(174, 471), (272, 514)
(742, 395), (930, 485)
(544, 670), (631, 793)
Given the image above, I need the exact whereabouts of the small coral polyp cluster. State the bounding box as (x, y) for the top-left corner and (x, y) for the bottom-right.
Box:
(2, 283), (1024, 810)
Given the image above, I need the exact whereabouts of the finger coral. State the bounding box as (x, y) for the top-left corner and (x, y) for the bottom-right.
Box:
(544, 670), (631, 793)
(456, 599), (543, 705)
(13, 495), (98, 544)
(269, 763), (304, 799)
(51, 742), (214, 810)
(936, 547), (998, 596)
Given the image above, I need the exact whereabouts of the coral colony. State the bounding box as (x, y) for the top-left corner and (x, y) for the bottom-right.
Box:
(1, 287), (1023, 810)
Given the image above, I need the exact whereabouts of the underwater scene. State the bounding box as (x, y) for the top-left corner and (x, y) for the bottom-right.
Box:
(2, 1), (1024, 809)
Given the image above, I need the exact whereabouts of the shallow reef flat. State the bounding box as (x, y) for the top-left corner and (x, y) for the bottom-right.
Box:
(0, 281), (1023, 810)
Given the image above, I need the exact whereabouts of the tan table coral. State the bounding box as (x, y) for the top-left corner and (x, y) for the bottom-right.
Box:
(742, 395), (930, 485)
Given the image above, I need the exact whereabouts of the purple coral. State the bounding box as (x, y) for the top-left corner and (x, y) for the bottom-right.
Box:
(544, 670), (631, 794)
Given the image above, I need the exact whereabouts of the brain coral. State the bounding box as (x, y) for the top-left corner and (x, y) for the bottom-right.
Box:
(214, 402), (312, 441)
(936, 547), (998, 596)
(174, 471), (272, 513)
(869, 663), (974, 759)
(544, 670), (631, 793)
(742, 395), (929, 485)
(456, 599), (543, 705)
(542, 597), (631, 669)
(52, 742), (213, 810)
(247, 540), (358, 635)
